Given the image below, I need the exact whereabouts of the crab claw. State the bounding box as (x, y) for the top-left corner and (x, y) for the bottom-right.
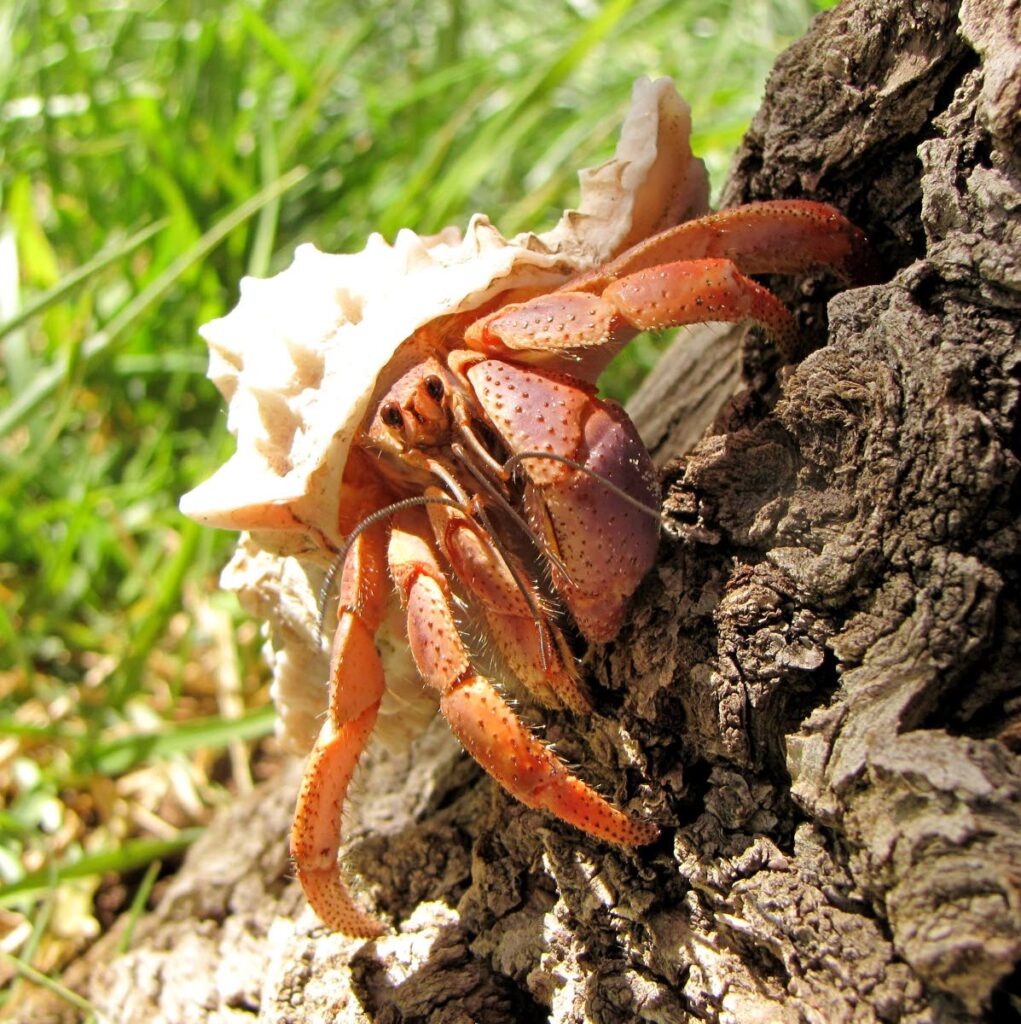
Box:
(466, 358), (661, 643)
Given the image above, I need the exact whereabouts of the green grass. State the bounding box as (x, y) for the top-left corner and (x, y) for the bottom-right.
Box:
(0, 0), (831, 1010)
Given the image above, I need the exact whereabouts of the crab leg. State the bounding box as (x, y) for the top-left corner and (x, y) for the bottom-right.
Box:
(464, 199), (878, 375)
(468, 256), (803, 369)
(390, 507), (659, 846)
(290, 519), (389, 938)
(603, 257), (800, 360)
(574, 199), (882, 291)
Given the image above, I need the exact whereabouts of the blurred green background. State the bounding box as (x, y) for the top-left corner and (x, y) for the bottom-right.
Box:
(0, 0), (830, 1011)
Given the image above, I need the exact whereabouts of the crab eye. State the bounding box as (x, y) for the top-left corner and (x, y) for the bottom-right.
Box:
(381, 403), (403, 429)
(425, 375), (444, 402)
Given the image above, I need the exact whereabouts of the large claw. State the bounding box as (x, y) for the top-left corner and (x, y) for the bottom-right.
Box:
(426, 495), (591, 713)
(466, 359), (661, 643)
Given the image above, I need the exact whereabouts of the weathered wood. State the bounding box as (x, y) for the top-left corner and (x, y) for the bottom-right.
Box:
(21, 1), (1019, 1020)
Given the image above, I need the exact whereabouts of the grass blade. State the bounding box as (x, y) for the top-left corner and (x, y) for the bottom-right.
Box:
(0, 165), (309, 439)
(0, 830), (204, 904)
(81, 704), (276, 777)
(1, 952), (99, 1017)
(115, 859), (162, 955)
(0, 219), (168, 340)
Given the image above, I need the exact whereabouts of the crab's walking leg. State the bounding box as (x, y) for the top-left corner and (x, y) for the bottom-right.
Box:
(290, 519), (388, 937)
(464, 200), (879, 375)
(389, 508), (658, 846)
(578, 199), (882, 290)
(468, 255), (804, 367)
(602, 257), (800, 360)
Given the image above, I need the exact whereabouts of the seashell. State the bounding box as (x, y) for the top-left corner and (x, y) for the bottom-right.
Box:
(180, 76), (709, 752)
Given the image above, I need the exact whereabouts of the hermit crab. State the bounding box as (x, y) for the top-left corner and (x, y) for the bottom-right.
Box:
(180, 79), (877, 937)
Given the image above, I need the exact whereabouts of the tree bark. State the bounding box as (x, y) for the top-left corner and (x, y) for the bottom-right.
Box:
(23, 0), (1020, 1020)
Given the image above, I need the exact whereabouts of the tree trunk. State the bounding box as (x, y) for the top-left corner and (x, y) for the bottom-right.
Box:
(24, 0), (1020, 1020)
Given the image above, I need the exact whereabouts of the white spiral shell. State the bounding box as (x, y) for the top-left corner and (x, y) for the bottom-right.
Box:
(180, 77), (709, 751)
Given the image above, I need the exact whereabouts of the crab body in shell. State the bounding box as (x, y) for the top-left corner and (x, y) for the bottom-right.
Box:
(288, 199), (878, 936)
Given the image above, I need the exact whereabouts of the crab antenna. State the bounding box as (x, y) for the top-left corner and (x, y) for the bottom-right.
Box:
(502, 450), (663, 523)
(424, 455), (557, 676)
(316, 493), (468, 648)
(450, 441), (577, 587)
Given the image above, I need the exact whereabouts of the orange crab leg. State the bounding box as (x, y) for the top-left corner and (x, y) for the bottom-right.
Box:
(290, 520), (389, 938)
(466, 257), (800, 370)
(464, 200), (879, 375)
(389, 508), (659, 846)
(574, 199), (882, 291)
(603, 257), (800, 361)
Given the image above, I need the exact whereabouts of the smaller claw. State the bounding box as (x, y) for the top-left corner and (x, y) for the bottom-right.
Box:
(427, 496), (591, 714)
